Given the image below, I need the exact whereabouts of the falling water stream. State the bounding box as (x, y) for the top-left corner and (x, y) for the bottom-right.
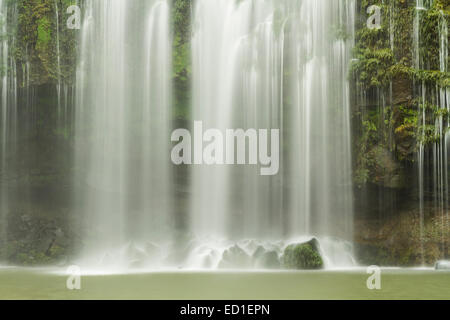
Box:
(74, 0), (172, 268)
(414, 0), (428, 265)
(0, 0), (9, 261)
(71, 0), (357, 271)
(437, 8), (449, 257)
(414, 0), (449, 263)
(189, 0), (355, 268)
(0, 0), (17, 262)
(54, 0), (62, 122)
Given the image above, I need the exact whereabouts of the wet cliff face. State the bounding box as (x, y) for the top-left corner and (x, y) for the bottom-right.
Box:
(12, 0), (78, 87)
(352, 0), (448, 189)
(352, 0), (450, 266)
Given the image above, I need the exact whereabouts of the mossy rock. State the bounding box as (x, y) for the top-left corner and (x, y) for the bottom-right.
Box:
(282, 238), (324, 270)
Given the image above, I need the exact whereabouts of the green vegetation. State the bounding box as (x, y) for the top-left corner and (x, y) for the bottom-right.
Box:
(172, 0), (192, 121)
(12, 0), (78, 86)
(282, 239), (324, 270)
(352, 0), (450, 187)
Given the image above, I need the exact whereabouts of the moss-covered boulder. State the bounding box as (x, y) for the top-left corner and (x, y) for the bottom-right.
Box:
(282, 238), (324, 270)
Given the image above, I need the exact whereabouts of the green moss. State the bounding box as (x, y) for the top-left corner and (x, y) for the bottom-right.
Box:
(354, 119), (377, 186)
(352, 0), (450, 187)
(282, 240), (324, 270)
(11, 0), (78, 86)
(172, 0), (192, 121)
(36, 16), (51, 48)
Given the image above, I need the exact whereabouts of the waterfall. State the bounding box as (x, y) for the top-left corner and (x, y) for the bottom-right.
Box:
(414, 0), (427, 266)
(414, 1), (449, 264)
(0, 0), (8, 261)
(74, 0), (172, 268)
(284, 0), (354, 240)
(191, 0), (276, 239)
(191, 0), (355, 267)
(437, 10), (449, 257)
(0, 0), (17, 262)
(54, 0), (62, 121)
(54, 0), (72, 125)
(72, 0), (355, 270)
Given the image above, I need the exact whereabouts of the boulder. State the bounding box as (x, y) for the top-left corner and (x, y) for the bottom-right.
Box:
(124, 242), (147, 262)
(252, 246), (280, 269)
(218, 245), (252, 269)
(434, 260), (450, 270)
(124, 242), (148, 268)
(144, 242), (160, 258)
(282, 238), (324, 270)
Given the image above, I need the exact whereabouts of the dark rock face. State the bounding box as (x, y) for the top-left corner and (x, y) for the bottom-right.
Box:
(282, 238), (324, 270)
(218, 245), (252, 269)
(351, 0), (450, 267)
(0, 212), (75, 266)
(354, 209), (450, 267)
(368, 146), (406, 189)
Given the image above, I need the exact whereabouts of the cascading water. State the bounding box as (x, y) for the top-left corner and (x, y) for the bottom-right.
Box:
(72, 0), (356, 271)
(414, 0), (449, 263)
(0, 0), (8, 261)
(0, 0), (17, 262)
(284, 0), (354, 241)
(74, 0), (172, 269)
(1, 0), (448, 278)
(191, 0), (281, 239)
(414, 0), (431, 265)
(190, 0), (355, 268)
(436, 9), (449, 256)
(54, 0), (73, 126)
(54, 0), (62, 121)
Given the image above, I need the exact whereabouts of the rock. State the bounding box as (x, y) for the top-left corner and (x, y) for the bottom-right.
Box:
(125, 243), (149, 269)
(20, 214), (32, 224)
(252, 246), (280, 269)
(434, 260), (450, 270)
(129, 259), (146, 269)
(369, 145), (406, 189)
(201, 252), (218, 269)
(54, 228), (64, 238)
(282, 238), (324, 270)
(144, 242), (160, 258)
(124, 242), (147, 262)
(164, 239), (195, 266)
(218, 245), (252, 269)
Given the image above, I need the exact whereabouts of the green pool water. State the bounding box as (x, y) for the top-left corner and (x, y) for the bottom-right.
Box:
(0, 268), (449, 300)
